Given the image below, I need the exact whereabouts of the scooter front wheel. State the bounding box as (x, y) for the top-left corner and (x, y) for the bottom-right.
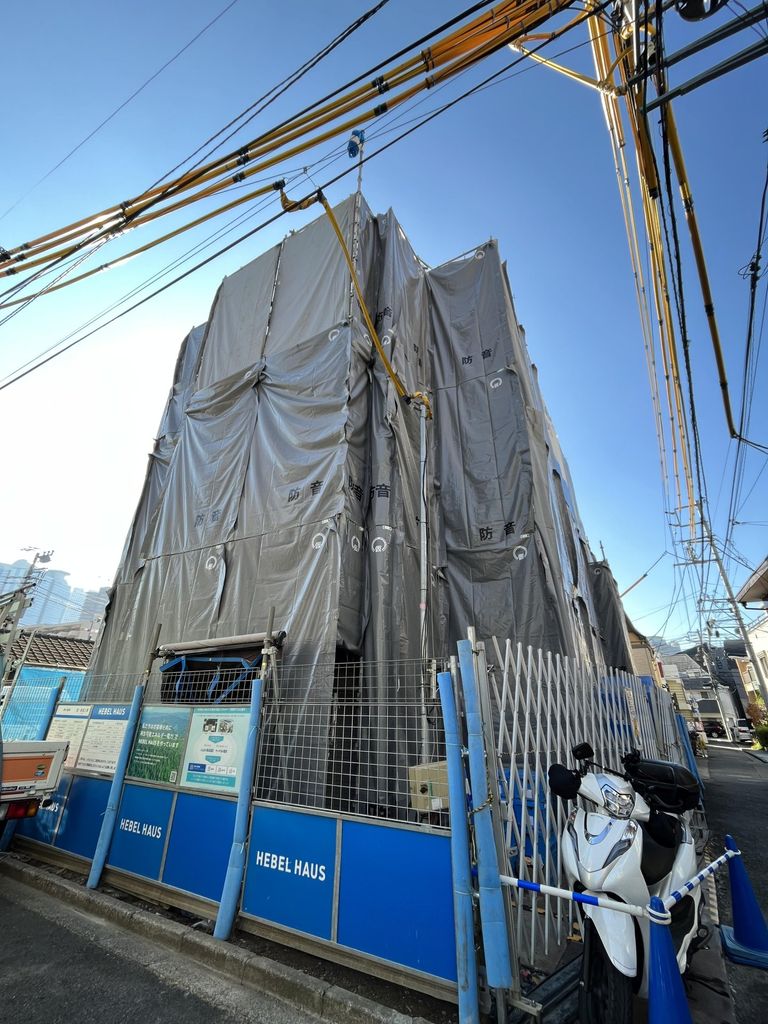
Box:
(579, 919), (634, 1024)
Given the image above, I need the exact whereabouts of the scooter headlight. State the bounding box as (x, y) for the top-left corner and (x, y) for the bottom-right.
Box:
(601, 783), (635, 819)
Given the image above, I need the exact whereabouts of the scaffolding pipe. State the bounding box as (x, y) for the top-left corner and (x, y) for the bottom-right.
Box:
(159, 631), (275, 654)
(419, 399), (430, 762)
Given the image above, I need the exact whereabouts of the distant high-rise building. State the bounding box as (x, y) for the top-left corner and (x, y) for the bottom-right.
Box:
(80, 586), (110, 622)
(0, 561), (108, 627)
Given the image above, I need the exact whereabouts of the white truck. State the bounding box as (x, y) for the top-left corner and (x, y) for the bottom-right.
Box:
(0, 734), (69, 838)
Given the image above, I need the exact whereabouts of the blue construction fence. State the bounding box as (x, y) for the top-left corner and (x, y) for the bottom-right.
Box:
(1, 667), (85, 740)
(13, 696), (457, 990)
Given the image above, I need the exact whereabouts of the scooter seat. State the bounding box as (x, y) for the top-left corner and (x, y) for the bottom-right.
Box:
(640, 812), (682, 885)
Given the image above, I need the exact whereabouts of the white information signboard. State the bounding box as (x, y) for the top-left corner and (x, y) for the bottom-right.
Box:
(76, 704), (131, 774)
(46, 704), (92, 769)
(182, 706), (250, 794)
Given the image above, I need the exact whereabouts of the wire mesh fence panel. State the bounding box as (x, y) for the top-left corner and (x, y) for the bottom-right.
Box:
(0, 684), (58, 740)
(255, 659), (448, 824)
(80, 672), (149, 703)
(79, 654), (448, 823)
(481, 637), (686, 974)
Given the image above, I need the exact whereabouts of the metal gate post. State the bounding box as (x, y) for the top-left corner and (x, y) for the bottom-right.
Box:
(214, 666), (267, 940)
(437, 669), (480, 1024)
(457, 638), (514, 990)
(87, 683), (145, 889)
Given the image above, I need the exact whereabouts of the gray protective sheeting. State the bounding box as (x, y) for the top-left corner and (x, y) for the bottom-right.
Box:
(91, 194), (624, 806)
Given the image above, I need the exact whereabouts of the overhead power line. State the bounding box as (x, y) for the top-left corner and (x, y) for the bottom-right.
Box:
(0, 0), (244, 224)
(145, 0), (393, 193)
(0, 1), (612, 393)
(0, 0), (569, 308)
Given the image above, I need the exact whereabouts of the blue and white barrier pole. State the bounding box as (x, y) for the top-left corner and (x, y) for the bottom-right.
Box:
(0, 680), (64, 852)
(214, 674), (265, 940)
(457, 639), (513, 990)
(503, 845), (742, 920)
(86, 685), (144, 889)
(500, 875), (647, 919)
(664, 848), (738, 910)
(501, 846), (744, 1023)
(438, 670), (480, 1024)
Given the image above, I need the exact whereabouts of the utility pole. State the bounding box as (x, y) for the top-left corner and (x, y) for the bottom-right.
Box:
(0, 549), (53, 691)
(699, 504), (768, 708)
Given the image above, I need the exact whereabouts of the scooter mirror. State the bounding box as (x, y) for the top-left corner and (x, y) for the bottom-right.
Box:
(548, 764), (581, 800)
(572, 742), (594, 761)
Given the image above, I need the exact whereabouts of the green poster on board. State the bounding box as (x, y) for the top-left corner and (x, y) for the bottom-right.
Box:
(127, 706), (191, 784)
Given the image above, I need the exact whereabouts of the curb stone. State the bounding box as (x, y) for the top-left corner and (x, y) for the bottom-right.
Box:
(0, 854), (431, 1024)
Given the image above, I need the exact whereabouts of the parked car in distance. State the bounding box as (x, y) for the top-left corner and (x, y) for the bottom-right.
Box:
(733, 718), (754, 744)
(703, 720), (726, 738)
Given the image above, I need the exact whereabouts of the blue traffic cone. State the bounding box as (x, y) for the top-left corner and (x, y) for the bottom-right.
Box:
(721, 833), (768, 969)
(648, 896), (693, 1024)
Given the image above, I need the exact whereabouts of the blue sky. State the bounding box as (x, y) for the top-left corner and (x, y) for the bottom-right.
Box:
(0, 1), (765, 647)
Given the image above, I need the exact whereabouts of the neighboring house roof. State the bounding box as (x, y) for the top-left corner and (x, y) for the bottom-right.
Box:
(735, 556), (768, 604)
(10, 630), (93, 671)
(665, 652), (706, 676)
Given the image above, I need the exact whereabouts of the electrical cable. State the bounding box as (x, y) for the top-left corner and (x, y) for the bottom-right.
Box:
(726, 0), (768, 41)
(0, 0), (502, 269)
(0, 0), (403, 297)
(0, 0), (567, 296)
(3, 14), (621, 315)
(721, 149), (768, 589)
(143, 0), (393, 193)
(0, 1), (611, 393)
(0, 179), (303, 387)
(0, 0), (244, 224)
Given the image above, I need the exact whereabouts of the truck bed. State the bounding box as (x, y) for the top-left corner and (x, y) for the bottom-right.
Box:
(1, 740), (69, 802)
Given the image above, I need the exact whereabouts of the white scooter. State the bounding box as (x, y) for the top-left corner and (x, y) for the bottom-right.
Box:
(548, 743), (704, 1023)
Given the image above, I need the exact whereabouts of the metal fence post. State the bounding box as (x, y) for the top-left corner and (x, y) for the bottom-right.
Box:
(86, 683), (144, 889)
(437, 670), (480, 1024)
(214, 672), (266, 940)
(457, 638), (513, 990)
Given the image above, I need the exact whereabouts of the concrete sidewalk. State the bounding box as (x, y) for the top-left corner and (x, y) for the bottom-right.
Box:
(0, 853), (440, 1024)
(701, 743), (768, 1022)
(0, 782), (746, 1024)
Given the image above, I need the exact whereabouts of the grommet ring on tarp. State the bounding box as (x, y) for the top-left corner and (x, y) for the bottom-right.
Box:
(489, 377), (502, 390)
(205, 555), (218, 570)
(311, 534), (325, 550)
(513, 545), (527, 561)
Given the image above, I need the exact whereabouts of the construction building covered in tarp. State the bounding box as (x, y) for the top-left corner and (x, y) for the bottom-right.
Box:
(90, 193), (621, 697)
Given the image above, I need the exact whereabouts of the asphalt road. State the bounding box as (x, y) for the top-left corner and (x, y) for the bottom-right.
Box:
(701, 742), (768, 1023)
(0, 876), (318, 1024)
